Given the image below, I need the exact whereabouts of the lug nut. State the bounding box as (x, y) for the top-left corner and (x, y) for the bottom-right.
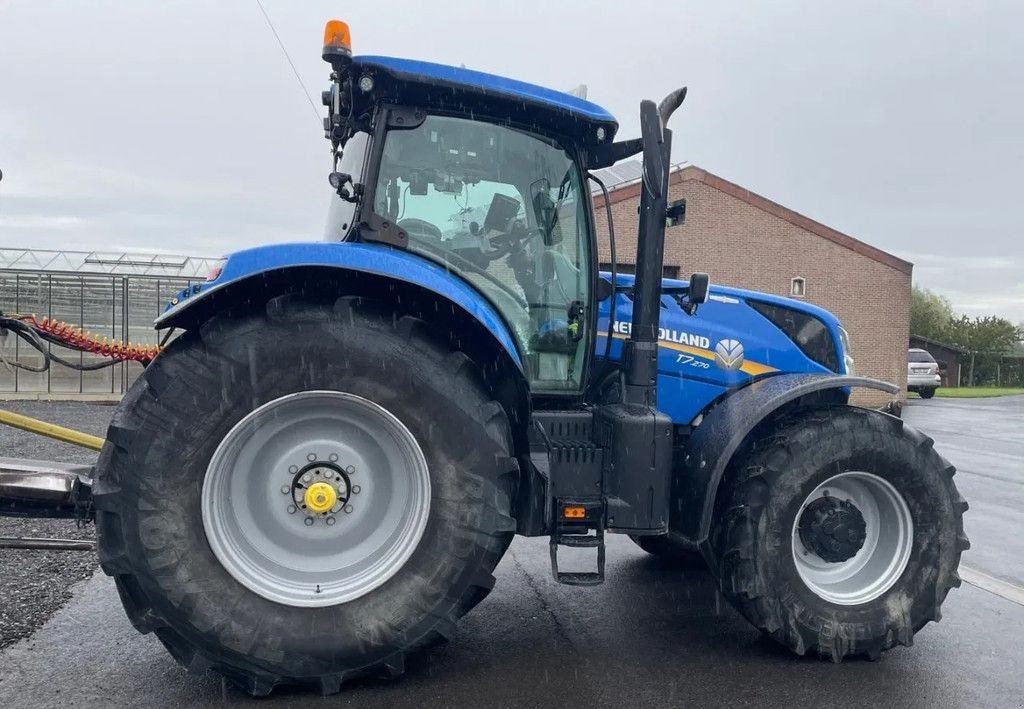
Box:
(344, 505), (354, 514)
(288, 465), (298, 474)
(302, 473), (312, 483)
(287, 505), (296, 514)
(346, 465), (355, 474)
(326, 517), (337, 526)
(329, 453), (339, 462)
(352, 485), (361, 495)
(304, 517), (314, 526)
(307, 453), (317, 462)
(281, 485), (290, 494)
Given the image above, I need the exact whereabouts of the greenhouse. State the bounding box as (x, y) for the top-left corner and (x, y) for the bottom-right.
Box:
(0, 248), (220, 394)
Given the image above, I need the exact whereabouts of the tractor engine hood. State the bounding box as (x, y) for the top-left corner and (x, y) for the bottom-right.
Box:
(596, 273), (851, 425)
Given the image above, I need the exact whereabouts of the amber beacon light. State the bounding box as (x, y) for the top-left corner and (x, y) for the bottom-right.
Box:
(322, 20), (352, 61)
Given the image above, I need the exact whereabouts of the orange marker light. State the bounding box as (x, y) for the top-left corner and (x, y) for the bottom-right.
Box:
(563, 506), (586, 520)
(323, 20), (352, 59)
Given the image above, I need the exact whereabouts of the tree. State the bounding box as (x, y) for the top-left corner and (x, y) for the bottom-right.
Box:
(910, 287), (955, 342)
(910, 284), (1024, 385)
(948, 315), (1022, 355)
(950, 315), (1024, 385)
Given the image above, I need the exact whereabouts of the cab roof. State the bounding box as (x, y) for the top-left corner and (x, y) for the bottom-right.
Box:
(352, 55), (619, 144)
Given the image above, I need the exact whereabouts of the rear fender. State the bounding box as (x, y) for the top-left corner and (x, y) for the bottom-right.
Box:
(673, 373), (899, 545)
(158, 243), (521, 365)
(156, 242), (530, 452)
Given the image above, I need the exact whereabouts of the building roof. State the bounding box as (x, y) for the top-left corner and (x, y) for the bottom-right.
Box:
(590, 159), (648, 193)
(592, 161), (913, 276)
(0, 248), (220, 279)
(909, 334), (968, 354)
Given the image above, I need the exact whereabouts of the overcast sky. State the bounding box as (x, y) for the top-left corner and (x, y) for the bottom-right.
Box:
(1, 1), (1021, 322)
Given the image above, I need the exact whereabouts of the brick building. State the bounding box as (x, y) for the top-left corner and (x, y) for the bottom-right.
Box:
(592, 163), (913, 404)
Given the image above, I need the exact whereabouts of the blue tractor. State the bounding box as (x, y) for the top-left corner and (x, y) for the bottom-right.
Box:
(0, 19), (967, 696)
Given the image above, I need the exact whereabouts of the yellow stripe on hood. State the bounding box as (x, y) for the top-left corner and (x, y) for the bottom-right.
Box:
(609, 333), (777, 376)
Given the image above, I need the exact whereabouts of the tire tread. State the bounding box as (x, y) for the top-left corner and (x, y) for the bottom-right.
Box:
(95, 294), (516, 695)
(711, 404), (968, 661)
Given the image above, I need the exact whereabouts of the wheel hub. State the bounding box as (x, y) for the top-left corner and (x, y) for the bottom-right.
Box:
(287, 461), (353, 521)
(304, 482), (337, 514)
(798, 496), (867, 562)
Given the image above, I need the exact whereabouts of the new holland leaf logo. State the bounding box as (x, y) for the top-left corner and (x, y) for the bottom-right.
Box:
(714, 339), (745, 371)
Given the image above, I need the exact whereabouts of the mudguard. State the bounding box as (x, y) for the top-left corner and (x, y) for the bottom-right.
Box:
(155, 241), (524, 371)
(673, 373), (899, 545)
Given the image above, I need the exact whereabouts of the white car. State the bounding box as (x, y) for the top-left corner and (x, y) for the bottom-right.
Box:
(907, 348), (942, 399)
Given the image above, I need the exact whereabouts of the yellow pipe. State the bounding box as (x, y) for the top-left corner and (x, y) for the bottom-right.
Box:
(0, 408), (105, 451)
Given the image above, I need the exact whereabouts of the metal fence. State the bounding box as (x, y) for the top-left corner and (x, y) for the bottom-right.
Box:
(0, 272), (197, 394)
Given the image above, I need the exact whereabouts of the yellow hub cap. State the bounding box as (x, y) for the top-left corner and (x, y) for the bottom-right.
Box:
(304, 482), (337, 514)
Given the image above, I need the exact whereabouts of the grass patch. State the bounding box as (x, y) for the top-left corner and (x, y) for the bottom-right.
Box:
(931, 387), (1024, 398)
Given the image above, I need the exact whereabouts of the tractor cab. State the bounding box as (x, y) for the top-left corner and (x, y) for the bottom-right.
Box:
(322, 51), (620, 394)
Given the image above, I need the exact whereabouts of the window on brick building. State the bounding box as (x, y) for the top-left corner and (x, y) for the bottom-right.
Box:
(791, 277), (806, 297)
(600, 262), (680, 279)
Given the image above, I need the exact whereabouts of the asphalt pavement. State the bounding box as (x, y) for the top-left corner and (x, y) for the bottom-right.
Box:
(0, 402), (107, 649)
(903, 394), (1024, 588)
(0, 396), (1022, 707)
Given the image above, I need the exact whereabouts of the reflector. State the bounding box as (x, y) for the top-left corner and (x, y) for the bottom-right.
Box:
(563, 506), (586, 519)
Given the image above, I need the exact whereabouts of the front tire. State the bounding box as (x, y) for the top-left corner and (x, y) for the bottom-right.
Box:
(93, 296), (517, 695)
(711, 405), (968, 661)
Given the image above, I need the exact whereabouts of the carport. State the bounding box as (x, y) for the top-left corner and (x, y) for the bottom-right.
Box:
(910, 334), (966, 387)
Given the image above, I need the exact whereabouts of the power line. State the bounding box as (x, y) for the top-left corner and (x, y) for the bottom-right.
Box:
(253, 0), (321, 124)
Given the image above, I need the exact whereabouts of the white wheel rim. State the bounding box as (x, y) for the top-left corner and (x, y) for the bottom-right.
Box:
(202, 390), (431, 608)
(791, 471), (913, 606)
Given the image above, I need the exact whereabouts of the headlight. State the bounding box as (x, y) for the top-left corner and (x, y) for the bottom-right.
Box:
(838, 326), (855, 375)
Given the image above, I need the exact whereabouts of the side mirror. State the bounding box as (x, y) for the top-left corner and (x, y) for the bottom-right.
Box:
(666, 198), (686, 227)
(688, 273), (710, 304)
(681, 272), (710, 315)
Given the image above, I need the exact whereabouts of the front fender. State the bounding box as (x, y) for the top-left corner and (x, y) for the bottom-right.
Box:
(673, 373), (899, 545)
(156, 241), (524, 371)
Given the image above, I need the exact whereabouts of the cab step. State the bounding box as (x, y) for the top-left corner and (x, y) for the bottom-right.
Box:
(549, 526), (605, 586)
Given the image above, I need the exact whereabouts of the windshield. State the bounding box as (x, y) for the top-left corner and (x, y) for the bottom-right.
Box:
(375, 114), (592, 391)
(908, 350), (937, 363)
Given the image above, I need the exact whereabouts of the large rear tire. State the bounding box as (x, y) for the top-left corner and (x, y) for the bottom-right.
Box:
(710, 405), (968, 661)
(93, 295), (517, 695)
